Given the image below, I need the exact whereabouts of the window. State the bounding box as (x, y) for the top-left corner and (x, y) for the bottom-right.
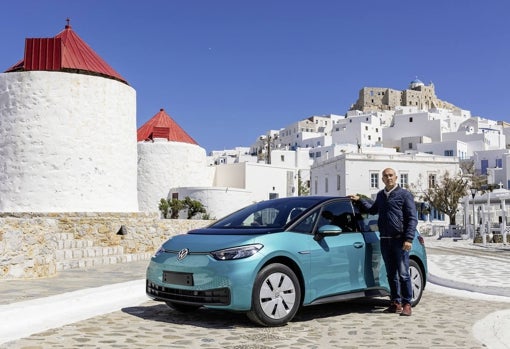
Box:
(481, 159), (488, 175)
(408, 143), (413, 149)
(319, 201), (357, 232)
(314, 179), (318, 194)
(444, 150), (454, 156)
(409, 117), (413, 122)
(325, 178), (329, 193)
(337, 175), (341, 190)
(370, 173), (379, 189)
(400, 173), (409, 187)
(428, 174), (436, 188)
(496, 159), (503, 168)
(281, 155), (285, 162)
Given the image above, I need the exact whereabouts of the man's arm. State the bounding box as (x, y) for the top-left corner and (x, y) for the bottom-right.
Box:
(349, 194), (379, 215)
(402, 191), (418, 243)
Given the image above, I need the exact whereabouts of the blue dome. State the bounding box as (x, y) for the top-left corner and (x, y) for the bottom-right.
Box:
(409, 78), (425, 89)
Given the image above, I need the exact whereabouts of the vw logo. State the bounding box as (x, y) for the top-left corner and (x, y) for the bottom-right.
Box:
(177, 248), (189, 261)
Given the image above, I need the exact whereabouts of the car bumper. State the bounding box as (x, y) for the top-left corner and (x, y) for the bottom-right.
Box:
(145, 252), (258, 311)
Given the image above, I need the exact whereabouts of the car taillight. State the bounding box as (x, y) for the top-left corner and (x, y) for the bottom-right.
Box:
(417, 235), (425, 246)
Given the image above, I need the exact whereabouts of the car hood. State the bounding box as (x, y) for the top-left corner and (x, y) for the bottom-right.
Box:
(162, 228), (280, 252)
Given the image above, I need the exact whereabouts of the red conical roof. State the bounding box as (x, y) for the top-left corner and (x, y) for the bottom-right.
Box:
(137, 108), (198, 145)
(5, 20), (127, 85)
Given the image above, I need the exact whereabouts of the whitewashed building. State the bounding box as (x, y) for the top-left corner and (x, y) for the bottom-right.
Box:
(0, 23), (138, 212)
(136, 108), (214, 212)
(310, 151), (460, 222)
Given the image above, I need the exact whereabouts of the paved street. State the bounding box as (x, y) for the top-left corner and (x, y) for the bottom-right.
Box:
(2, 290), (507, 348)
(1, 236), (510, 349)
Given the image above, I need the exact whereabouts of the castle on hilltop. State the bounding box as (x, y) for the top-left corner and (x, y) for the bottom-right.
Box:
(350, 79), (460, 113)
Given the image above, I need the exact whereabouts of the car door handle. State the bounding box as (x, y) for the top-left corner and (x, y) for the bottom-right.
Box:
(353, 242), (364, 249)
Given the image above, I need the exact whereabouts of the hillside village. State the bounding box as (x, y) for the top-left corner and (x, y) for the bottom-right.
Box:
(205, 79), (510, 225)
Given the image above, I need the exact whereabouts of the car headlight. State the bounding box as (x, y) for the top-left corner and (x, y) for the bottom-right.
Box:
(210, 244), (263, 261)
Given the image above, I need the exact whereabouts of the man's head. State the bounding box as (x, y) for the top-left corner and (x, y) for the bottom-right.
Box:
(382, 168), (398, 191)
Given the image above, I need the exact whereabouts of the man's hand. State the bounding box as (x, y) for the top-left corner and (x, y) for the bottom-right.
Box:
(403, 241), (412, 251)
(348, 194), (360, 201)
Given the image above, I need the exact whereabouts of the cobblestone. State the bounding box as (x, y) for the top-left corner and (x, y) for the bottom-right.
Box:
(1, 236), (510, 348)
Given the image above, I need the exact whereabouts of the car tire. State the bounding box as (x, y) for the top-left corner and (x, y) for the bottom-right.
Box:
(409, 259), (424, 307)
(165, 301), (201, 312)
(247, 263), (301, 327)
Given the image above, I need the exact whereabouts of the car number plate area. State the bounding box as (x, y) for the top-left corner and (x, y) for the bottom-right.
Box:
(163, 271), (194, 286)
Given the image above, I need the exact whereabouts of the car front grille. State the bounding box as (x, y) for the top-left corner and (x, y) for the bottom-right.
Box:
(146, 280), (231, 305)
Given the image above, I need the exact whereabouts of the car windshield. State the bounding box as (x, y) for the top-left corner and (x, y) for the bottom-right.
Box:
(210, 197), (326, 229)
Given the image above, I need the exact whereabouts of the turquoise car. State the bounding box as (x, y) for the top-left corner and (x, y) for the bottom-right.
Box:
(146, 196), (427, 326)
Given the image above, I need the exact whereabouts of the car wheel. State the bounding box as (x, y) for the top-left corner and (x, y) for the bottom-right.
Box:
(247, 263), (301, 327)
(409, 259), (424, 306)
(165, 301), (201, 312)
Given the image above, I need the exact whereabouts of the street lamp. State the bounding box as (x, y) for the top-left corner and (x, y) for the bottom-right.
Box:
(470, 188), (477, 239)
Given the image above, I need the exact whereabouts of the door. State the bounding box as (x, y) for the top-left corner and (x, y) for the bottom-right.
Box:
(309, 200), (367, 299)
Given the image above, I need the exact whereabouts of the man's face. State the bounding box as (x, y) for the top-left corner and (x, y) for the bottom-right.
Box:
(382, 169), (397, 188)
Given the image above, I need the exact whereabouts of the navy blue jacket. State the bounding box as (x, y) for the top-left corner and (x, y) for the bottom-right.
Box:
(359, 186), (418, 243)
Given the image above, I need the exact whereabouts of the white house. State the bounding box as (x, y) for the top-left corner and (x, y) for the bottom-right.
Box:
(311, 151), (460, 222)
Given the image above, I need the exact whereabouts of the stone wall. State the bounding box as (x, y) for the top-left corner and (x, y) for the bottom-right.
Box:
(0, 212), (211, 279)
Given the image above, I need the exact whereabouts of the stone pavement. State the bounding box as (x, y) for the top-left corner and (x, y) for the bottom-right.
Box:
(0, 236), (509, 348)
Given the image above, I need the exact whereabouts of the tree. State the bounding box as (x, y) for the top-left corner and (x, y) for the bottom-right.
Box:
(408, 170), (469, 226)
(158, 197), (208, 219)
(158, 198), (170, 219)
(169, 198), (186, 219)
(298, 173), (310, 196)
(460, 159), (486, 190)
(183, 196), (207, 219)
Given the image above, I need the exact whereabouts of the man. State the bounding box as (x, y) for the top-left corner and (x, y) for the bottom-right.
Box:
(349, 168), (418, 316)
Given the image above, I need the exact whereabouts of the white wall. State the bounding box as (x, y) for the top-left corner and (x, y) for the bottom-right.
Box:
(137, 140), (214, 212)
(311, 152), (460, 199)
(171, 186), (254, 219)
(213, 162), (298, 202)
(0, 71), (138, 212)
(383, 112), (442, 148)
(417, 140), (468, 159)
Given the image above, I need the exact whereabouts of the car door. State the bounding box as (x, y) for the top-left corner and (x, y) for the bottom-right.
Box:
(308, 199), (367, 299)
(358, 212), (385, 288)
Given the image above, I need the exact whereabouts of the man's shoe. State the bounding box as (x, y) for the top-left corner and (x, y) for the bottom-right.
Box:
(384, 301), (403, 313)
(400, 303), (412, 316)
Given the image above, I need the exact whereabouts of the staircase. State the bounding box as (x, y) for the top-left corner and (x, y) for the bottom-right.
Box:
(53, 233), (152, 271)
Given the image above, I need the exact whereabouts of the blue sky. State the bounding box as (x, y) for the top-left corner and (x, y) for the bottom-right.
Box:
(1, 1), (509, 153)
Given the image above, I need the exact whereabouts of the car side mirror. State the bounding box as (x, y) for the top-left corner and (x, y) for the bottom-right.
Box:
(314, 224), (342, 241)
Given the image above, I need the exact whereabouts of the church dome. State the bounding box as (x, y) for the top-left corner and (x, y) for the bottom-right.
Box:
(409, 78), (425, 89)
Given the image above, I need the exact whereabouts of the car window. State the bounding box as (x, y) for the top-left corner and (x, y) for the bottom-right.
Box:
(318, 201), (357, 232)
(210, 197), (324, 229)
(360, 213), (379, 232)
(291, 210), (319, 234)
(242, 208), (279, 227)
